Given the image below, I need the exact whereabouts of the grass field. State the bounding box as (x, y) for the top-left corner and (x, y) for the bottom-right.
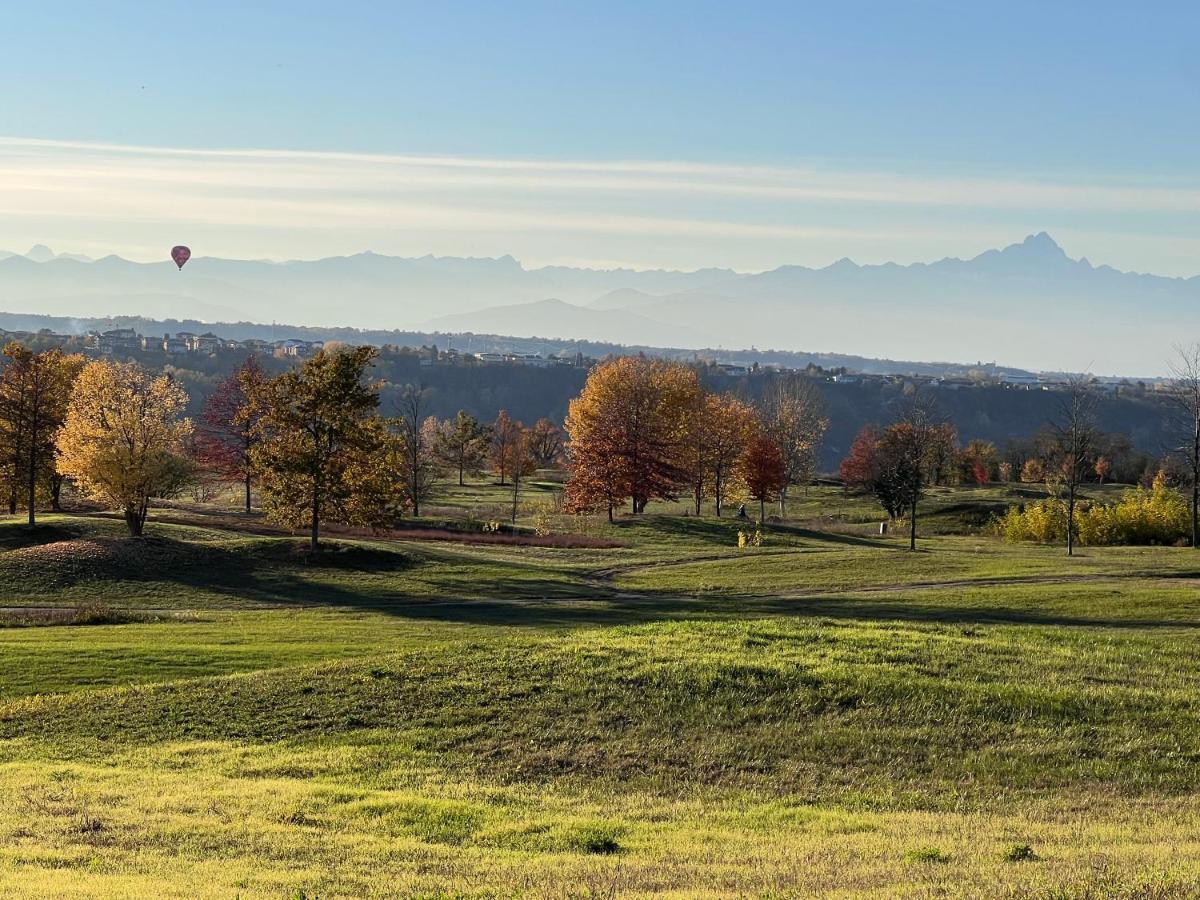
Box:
(2, 481), (1200, 897)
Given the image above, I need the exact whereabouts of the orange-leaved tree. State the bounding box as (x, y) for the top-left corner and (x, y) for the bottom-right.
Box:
(0, 343), (85, 524)
(564, 357), (701, 520)
(739, 430), (787, 522)
(700, 393), (757, 517)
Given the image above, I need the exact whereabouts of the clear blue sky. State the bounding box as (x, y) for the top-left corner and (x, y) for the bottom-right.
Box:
(2, 1), (1198, 272)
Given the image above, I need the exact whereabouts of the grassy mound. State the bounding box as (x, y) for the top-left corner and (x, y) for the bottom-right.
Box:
(4, 616), (1198, 807)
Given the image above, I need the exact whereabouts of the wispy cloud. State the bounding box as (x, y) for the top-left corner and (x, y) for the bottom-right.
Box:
(0, 136), (1197, 272)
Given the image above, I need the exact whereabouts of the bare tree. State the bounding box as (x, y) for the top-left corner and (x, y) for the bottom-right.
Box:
(1048, 375), (1097, 557)
(394, 385), (440, 517)
(1167, 344), (1200, 548)
(760, 375), (828, 517)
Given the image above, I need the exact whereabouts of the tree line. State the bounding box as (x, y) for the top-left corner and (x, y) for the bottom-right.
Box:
(0, 344), (567, 549)
(562, 356), (828, 523)
(5, 340), (1200, 556)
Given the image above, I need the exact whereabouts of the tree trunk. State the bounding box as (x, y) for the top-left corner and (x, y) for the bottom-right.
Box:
(714, 472), (723, 517)
(310, 495), (320, 552)
(1193, 423), (1199, 549)
(50, 475), (63, 512)
(693, 482), (702, 516)
(908, 496), (917, 551)
(124, 505), (145, 536)
(458, 461), (464, 487)
(511, 473), (520, 524)
(759, 497), (765, 523)
(27, 431), (37, 527)
(244, 474), (252, 514)
(607, 501), (613, 523)
(1067, 486), (1076, 557)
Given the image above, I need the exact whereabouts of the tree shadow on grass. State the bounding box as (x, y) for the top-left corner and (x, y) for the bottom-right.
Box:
(9, 524), (1200, 634)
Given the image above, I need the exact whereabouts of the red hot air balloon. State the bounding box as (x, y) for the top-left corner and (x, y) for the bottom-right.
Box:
(171, 246), (191, 270)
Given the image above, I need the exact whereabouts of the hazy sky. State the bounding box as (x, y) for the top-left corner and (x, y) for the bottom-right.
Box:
(3, 1), (1199, 273)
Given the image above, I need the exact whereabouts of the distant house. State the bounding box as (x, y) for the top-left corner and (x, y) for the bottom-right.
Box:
(715, 363), (749, 377)
(189, 332), (221, 353)
(162, 334), (188, 354)
(998, 372), (1040, 388)
(95, 328), (139, 354)
(832, 373), (862, 385)
(274, 338), (321, 357)
(937, 376), (977, 391)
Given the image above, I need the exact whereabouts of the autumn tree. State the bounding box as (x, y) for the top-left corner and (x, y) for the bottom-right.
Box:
(842, 397), (953, 550)
(841, 425), (906, 519)
(1047, 376), (1097, 556)
(507, 422), (540, 523)
(960, 439), (998, 485)
(56, 360), (193, 536)
(527, 417), (565, 468)
(251, 346), (384, 551)
(0, 344), (84, 524)
(564, 357), (702, 518)
(739, 431), (787, 522)
(760, 375), (828, 515)
(490, 410), (519, 485)
(1094, 455), (1111, 486)
(393, 386), (441, 516)
(703, 393), (757, 516)
(432, 410), (490, 486)
(196, 356), (267, 513)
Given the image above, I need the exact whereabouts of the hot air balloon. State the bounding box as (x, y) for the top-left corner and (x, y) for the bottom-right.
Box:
(171, 246), (191, 270)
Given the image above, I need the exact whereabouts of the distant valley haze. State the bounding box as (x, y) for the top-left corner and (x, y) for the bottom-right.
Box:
(0, 232), (1195, 377)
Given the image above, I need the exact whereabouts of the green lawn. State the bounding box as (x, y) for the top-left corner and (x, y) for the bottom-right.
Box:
(2, 483), (1200, 897)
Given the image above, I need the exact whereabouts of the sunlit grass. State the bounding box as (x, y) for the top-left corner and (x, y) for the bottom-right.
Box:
(2, 482), (1200, 896)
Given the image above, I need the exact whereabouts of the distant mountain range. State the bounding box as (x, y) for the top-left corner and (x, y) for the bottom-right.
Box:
(1, 234), (1195, 375)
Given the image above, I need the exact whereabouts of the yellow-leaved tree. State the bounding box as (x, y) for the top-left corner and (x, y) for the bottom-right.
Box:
(56, 360), (193, 535)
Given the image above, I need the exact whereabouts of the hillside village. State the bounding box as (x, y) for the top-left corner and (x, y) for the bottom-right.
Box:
(0, 323), (1169, 398)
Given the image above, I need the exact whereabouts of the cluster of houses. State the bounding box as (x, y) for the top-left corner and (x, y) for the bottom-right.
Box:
(87, 328), (324, 358)
(0, 327), (1164, 395)
(827, 369), (1148, 394)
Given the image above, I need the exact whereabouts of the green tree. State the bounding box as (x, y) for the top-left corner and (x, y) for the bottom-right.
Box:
(433, 410), (490, 486)
(251, 346), (384, 551)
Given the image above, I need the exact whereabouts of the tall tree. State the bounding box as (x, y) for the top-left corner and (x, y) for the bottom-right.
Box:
(490, 410), (519, 485)
(704, 393), (757, 517)
(196, 356), (266, 513)
(527, 417), (565, 468)
(760, 376), (828, 516)
(433, 410), (490, 486)
(0, 344), (84, 524)
(739, 431), (787, 522)
(1048, 375), (1097, 556)
(1168, 344), (1200, 548)
(56, 360), (193, 536)
(507, 422), (540, 524)
(850, 395), (954, 551)
(564, 357), (702, 516)
(393, 385), (441, 516)
(251, 347), (383, 551)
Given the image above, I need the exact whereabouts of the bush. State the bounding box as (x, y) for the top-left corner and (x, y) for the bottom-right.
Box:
(905, 846), (950, 864)
(992, 479), (1190, 546)
(1003, 843), (1037, 862)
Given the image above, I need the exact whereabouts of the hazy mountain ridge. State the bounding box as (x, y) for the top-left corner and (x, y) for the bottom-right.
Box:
(1, 233), (1196, 373)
